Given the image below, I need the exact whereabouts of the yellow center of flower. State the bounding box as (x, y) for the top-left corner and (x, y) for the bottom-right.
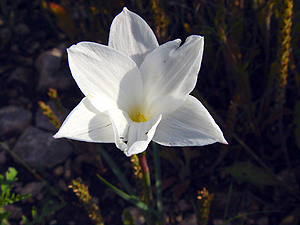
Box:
(132, 113), (147, 123)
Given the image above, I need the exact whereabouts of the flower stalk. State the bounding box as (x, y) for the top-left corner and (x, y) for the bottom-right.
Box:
(137, 151), (156, 224)
(276, 0), (293, 105)
(196, 187), (214, 225)
(69, 178), (104, 225)
(38, 101), (61, 129)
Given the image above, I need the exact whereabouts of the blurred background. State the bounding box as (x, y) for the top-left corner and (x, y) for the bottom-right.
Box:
(0, 0), (300, 224)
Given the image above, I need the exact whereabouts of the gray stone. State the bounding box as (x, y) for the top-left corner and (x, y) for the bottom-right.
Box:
(0, 149), (6, 164)
(122, 207), (145, 225)
(12, 126), (72, 168)
(53, 165), (64, 176)
(15, 181), (45, 203)
(18, 181), (45, 197)
(0, 105), (32, 136)
(3, 205), (22, 219)
(178, 214), (197, 225)
(36, 43), (72, 91)
(8, 67), (31, 84)
(15, 23), (30, 36)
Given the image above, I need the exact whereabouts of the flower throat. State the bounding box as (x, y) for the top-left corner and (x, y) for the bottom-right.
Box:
(132, 112), (147, 123)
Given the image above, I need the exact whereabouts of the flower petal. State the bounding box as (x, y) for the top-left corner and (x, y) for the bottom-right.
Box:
(153, 95), (227, 146)
(108, 109), (132, 152)
(53, 97), (114, 142)
(126, 115), (162, 156)
(108, 7), (159, 67)
(140, 35), (204, 117)
(109, 109), (162, 156)
(67, 41), (143, 113)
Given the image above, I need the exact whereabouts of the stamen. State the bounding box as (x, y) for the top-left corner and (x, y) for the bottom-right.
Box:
(133, 113), (147, 123)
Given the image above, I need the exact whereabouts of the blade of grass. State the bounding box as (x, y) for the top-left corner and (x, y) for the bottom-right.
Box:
(221, 210), (281, 225)
(97, 146), (135, 195)
(96, 174), (157, 216)
(152, 142), (163, 223)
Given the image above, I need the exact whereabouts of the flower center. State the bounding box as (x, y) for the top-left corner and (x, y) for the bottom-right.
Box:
(132, 113), (147, 123)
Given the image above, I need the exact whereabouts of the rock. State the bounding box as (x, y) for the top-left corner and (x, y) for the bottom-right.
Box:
(58, 179), (68, 192)
(19, 181), (45, 196)
(35, 43), (73, 91)
(15, 181), (45, 203)
(122, 207), (145, 225)
(49, 220), (58, 225)
(213, 219), (227, 225)
(176, 215), (183, 223)
(64, 159), (72, 179)
(15, 23), (30, 36)
(177, 199), (191, 211)
(3, 205), (22, 219)
(53, 165), (64, 176)
(178, 214), (197, 225)
(8, 67), (31, 84)
(257, 217), (269, 225)
(0, 149), (6, 164)
(12, 126), (72, 168)
(0, 105), (32, 136)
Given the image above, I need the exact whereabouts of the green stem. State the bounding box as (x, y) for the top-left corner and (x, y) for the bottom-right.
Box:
(152, 142), (163, 224)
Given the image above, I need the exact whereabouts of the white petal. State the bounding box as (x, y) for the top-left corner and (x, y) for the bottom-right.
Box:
(140, 35), (204, 117)
(126, 115), (162, 156)
(109, 109), (162, 156)
(153, 95), (227, 146)
(53, 97), (114, 142)
(108, 109), (132, 152)
(108, 7), (159, 67)
(67, 41), (143, 113)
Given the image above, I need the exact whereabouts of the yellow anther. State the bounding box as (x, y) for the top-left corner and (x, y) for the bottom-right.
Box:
(133, 113), (147, 123)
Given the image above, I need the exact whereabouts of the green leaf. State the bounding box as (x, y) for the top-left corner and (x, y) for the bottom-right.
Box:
(123, 209), (135, 225)
(152, 142), (163, 223)
(6, 167), (18, 182)
(21, 215), (29, 224)
(97, 146), (135, 195)
(224, 161), (280, 187)
(97, 174), (157, 216)
(1, 181), (9, 195)
(12, 193), (31, 202)
(41, 200), (66, 217)
(21, 201), (65, 225)
(0, 212), (11, 222)
(31, 206), (37, 220)
(1, 167), (18, 196)
(221, 210), (280, 225)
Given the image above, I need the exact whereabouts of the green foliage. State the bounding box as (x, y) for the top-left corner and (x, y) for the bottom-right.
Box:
(123, 209), (135, 225)
(21, 200), (65, 225)
(224, 161), (280, 187)
(97, 147), (159, 224)
(0, 167), (30, 224)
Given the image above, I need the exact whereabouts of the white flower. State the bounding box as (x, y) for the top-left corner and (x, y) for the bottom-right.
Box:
(53, 7), (227, 156)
